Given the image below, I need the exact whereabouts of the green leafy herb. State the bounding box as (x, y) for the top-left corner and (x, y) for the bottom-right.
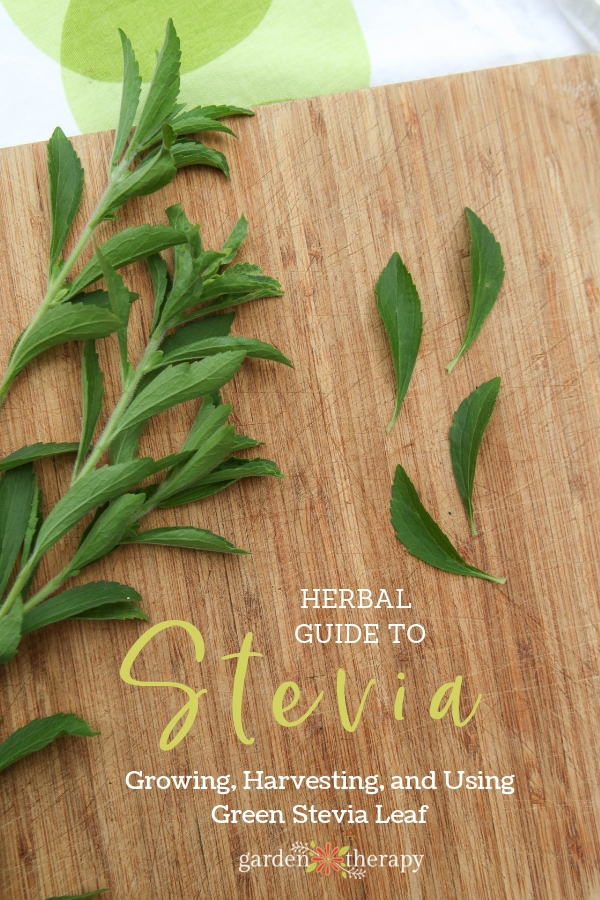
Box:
(0, 442), (78, 472)
(47, 127), (84, 268)
(123, 526), (247, 554)
(158, 334), (292, 368)
(390, 465), (505, 583)
(446, 209), (505, 373)
(46, 891), (108, 900)
(0, 714), (98, 773)
(110, 30), (141, 169)
(0, 597), (23, 664)
(74, 342), (104, 477)
(21, 582), (145, 634)
(0, 465), (36, 595)
(449, 377), (501, 535)
(376, 251), (423, 432)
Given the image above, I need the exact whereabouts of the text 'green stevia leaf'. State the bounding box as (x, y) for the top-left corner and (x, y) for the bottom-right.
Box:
(9, 304), (121, 380)
(0, 442), (79, 473)
(0, 713), (98, 773)
(123, 526), (247, 554)
(390, 465), (505, 583)
(21, 581), (144, 634)
(446, 208), (505, 373)
(376, 251), (423, 433)
(66, 225), (187, 298)
(47, 127), (84, 267)
(450, 377), (501, 535)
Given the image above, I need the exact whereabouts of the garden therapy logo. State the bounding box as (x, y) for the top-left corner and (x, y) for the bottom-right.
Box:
(291, 840), (366, 879)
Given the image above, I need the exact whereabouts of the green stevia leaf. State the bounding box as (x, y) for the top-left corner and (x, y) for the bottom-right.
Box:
(446, 209), (505, 373)
(193, 105), (253, 120)
(95, 246), (137, 378)
(106, 126), (177, 214)
(157, 333), (290, 368)
(74, 601), (147, 621)
(19, 479), (43, 599)
(161, 316), (236, 361)
(0, 713), (98, 773)
(175, 290), (278, 323)
(390, 465), (505, 583)
(109, 420), (149, 465)
(148, 253), (170, 332)
(123, 526), (246, 554)
(0, 442), (78, 472)
(33, 458), (164, 559)
(21, 581), (144, 634)
(450, 377), (501, 536)
(215, 217), (248, 271)
(114, 352), (247, 435)
(376, 251), (423, 433)
(9, 304), (121, 379)
(46, 890), (108, 899)
(132, 20), (181, 151)
(111, 30), (141, 168)
(65, 225), (187, 298)
(158, 457), (283, 507)
(200, 271), (282, 304)
(156, 425), (237, 500)
(180, 399), (232, 453)
(75, 342), (104, 476)
(169, 110), (236, 137)
(170, 141), (230, 177)
(231, 434), (262, 451)
(0, 597), (23, 664)
(165, 202), (201, 251)
(47, 127), (84, 267)
(0, 465), (36, 596)
(67, 290), (111, 309)
(69, 493), (147, 572)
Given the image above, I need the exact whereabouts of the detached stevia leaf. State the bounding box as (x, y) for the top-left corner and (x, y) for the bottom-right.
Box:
(9, 304), (121, 379)
(390, 465), (505, 583)
(69, 493), (147, 572)
(0, 598), (23, 664)
(21, 581), (144, 634)
(169, 110), (236, 137)
(47, 127), (84, 267)
(111, 29), (142, 168)
(446, 209), (505, 373)
(376, 251), (423, 433)
(158, 457), (283, 507)
(33, 458), (164, 558)
(113, 352), (247, 435)
(0, 442), (78, 472)
(74, 342), (104, 476)
(450, 377), (501, 536)
(132, 19), (181, 151)
(0, 713), (98, 773)
(0, 465), (36, 596)
(65, 225), (187, 298)
(158, 335), (292, 368)
(123, 526), (247, 554)
(46, 891), (108, 899)
(95, 245), (138, 379)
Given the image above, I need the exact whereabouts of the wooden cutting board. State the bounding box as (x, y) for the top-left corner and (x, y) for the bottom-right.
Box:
(0, 54), (599, 900)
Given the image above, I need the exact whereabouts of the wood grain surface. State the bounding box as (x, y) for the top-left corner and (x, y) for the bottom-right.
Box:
(0, 54), (599, 900)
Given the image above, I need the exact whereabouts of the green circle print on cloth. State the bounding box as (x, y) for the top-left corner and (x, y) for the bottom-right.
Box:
(1, 0), (370, 134)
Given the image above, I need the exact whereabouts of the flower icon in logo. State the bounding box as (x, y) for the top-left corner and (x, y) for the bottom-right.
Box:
(310, 842), (345, 875)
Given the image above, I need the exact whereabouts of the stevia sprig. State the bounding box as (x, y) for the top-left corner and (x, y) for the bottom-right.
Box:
(0, 20), (253, 408)
(0, 206), (288, 664)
